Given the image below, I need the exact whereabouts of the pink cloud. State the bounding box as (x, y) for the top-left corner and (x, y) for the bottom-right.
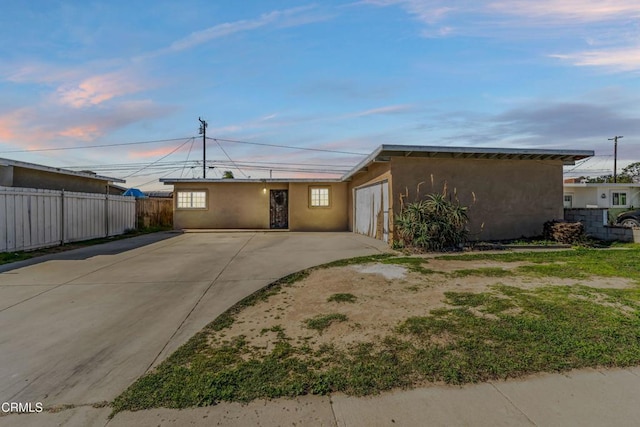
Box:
(551, 47), (640, 72)
(0, 118), (18, 140)
(56, 71), (147, 108)
(58, 125), (101, 141)
(489, 0), (640, 23)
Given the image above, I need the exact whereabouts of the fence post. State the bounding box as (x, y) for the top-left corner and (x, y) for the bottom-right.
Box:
(105, 186), (109, 238)
(60, 189), (65, 245)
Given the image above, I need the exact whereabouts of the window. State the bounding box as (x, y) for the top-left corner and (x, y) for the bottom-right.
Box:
(563, 194), (573, 208)
(177, 191), (206, 209)
(611, 192), (628, 207)
(309, 187), (330, 207)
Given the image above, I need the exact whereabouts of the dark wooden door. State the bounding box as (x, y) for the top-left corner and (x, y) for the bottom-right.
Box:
(270, 190), (288, 229)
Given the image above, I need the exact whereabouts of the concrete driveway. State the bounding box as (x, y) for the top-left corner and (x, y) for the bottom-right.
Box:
(0, 231), (388, 425)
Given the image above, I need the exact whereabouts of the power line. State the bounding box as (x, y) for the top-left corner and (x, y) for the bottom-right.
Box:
(181, 137), (196, 178)
(136, 167), (186, 189)
(124, 138), (194, 178)
(63, 159), (354, 170)
(213, 139), (246, 178)
(66, 159), (348, 175)
(209, 137), (368, 156)
(0, 137), (192, 154)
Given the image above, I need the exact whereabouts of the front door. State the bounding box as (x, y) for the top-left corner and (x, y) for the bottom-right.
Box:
(270, 190), (288, 229)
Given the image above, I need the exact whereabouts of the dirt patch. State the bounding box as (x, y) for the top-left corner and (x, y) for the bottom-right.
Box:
(213, 260), (636, 355)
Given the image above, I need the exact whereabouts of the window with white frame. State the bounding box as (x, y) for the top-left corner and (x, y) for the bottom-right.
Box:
(177, 191), (207, 209)
(309, 187), (330, 207)
(611, 191), (628, 207)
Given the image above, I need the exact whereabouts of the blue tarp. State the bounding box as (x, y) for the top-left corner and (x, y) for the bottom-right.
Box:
(123, 188), (147, 198)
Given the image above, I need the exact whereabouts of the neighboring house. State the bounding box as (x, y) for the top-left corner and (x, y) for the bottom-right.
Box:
(162, 145), (593, 243)
(1, 158), (134, 252)
(563, 182), (640, 210)
(0, 157), (125, 192)
(145, 190), (173, 198)
(109, 183), (128, 195)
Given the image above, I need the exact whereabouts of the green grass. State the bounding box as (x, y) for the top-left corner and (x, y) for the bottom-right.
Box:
(437, 246), (640, 281)
(448, 267), (513, 278)
(304, 313), (348, 333)
(111, 247), (640, 414)
(327, 293), (358, 303)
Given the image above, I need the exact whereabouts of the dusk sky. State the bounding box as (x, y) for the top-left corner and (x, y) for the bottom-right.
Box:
(1, 1), (639, 189)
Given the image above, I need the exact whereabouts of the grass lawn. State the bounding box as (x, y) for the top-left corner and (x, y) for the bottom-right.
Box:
(112, 246), (640, 414)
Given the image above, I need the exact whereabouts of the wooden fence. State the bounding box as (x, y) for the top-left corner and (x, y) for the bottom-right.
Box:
(135, 198), (173, 229)
(0, 186), (135, 252)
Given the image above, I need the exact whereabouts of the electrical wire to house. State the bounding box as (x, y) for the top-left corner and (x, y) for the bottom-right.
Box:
(181, 137), (196, 179)
(123, 137), (195, 179)
(213, 138), (248, 178)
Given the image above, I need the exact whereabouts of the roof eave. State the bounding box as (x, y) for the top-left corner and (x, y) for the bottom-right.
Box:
(160, 178), (343, 185)
(0, 158), (125, 184)
(341, 145), (595, 181)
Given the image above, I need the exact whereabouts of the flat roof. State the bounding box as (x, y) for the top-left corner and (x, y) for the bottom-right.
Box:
(161, 178), (342, 184)
(564, 183), (640, 188)
(342, 145), (595, 181)
(0, 158), (125, 183)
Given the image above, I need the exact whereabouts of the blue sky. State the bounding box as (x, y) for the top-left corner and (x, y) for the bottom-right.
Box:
(1, 1), (639, 189)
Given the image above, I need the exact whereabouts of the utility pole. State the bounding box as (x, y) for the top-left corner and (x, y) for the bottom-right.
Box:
(608, 135), (623, 183)
(199, 117), (208, 178)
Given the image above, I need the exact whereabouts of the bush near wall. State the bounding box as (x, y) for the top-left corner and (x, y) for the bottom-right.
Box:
(394, 192), (469, 251)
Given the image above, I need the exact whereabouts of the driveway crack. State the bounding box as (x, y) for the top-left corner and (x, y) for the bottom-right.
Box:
(144, 233), (257, 373)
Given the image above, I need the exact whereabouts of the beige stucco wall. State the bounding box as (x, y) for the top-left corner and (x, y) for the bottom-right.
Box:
(3, 166), (109, 193)
(390, 157), (564, 241)
(172, 181), (348, 231)
(172, 182), (279, 229)
(289, 182), (348, 231)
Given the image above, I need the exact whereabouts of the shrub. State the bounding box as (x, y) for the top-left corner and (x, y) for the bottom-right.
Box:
(394, 192), (469, 251)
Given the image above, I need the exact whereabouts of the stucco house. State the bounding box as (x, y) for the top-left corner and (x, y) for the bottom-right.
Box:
(563, 182), (640, 210)
(162, 145), (593, 243)
(0, 157), (125, 193)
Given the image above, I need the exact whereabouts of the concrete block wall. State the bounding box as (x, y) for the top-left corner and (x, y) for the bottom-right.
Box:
(564, 208), (637, 242)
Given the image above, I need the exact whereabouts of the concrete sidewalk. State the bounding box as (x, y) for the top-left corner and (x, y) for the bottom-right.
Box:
(3, 366), (637, 426)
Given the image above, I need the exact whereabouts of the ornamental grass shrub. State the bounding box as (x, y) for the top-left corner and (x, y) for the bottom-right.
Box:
(394, 185), (470, 252)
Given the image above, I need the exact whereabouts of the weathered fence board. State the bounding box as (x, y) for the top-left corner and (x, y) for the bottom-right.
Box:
(0, 186), (135, 252)
(135, 198), (173, 228)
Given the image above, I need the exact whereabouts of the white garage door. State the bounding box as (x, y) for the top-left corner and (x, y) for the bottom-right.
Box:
(354, 181), (389, 242)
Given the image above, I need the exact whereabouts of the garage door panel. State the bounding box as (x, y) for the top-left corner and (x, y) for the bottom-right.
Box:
(355, 181), (389, 242)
